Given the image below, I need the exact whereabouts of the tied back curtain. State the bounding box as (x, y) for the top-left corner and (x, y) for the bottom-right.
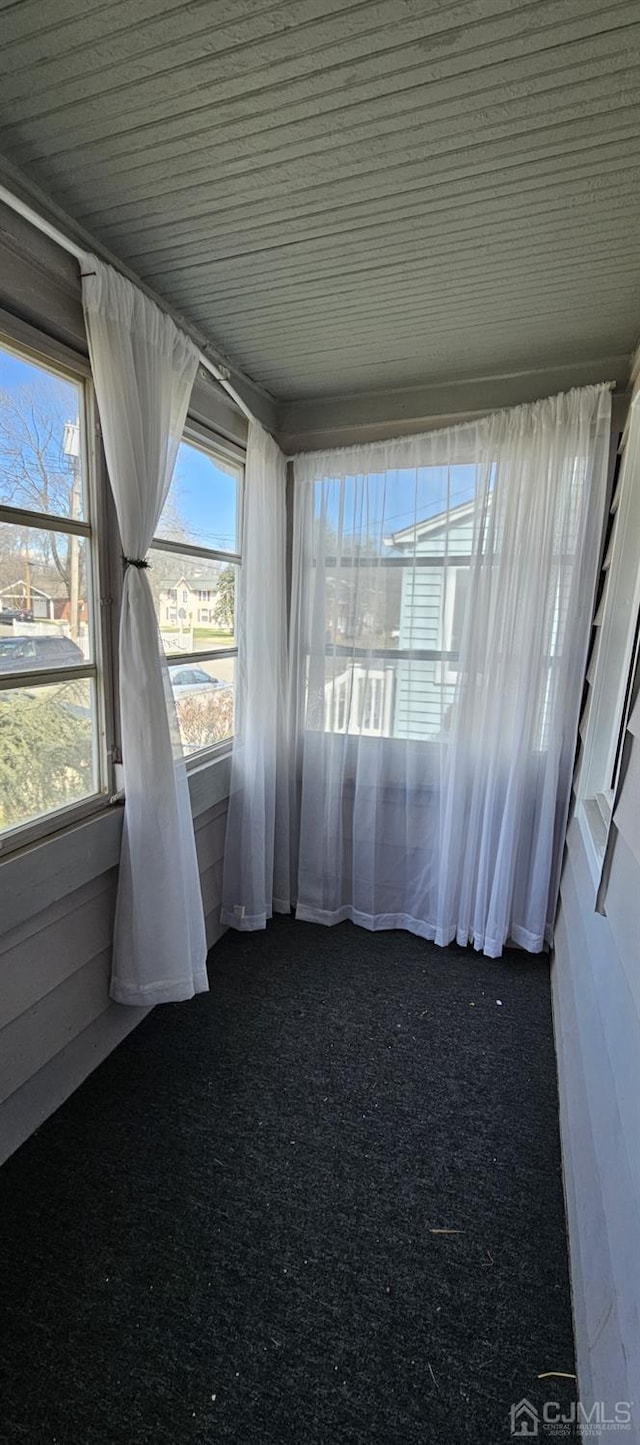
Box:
(291, 385), (612, 957)
(221, 422), (290, 929)
(82, 257), (207, 1005)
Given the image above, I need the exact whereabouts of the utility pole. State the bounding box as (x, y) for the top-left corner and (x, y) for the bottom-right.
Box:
(22, 531), (32, 609)
(63, 420), (81, 642)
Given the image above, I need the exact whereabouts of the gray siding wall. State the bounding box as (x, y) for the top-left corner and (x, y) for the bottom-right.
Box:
(552, 783), (640, 1415)
(0, 759), (231, 1167)
(394, 659), (456, 740)
(394, 516), (472, 739)
(551, 391), (638, 1418)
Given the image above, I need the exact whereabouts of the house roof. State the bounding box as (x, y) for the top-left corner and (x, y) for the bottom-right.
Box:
(160, 573), (221, 594)
(0, 579), (56, 600)
(389, 498), (475, 549)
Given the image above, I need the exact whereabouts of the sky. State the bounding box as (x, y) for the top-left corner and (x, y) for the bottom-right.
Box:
(164, 441), (238, 554)
(315, 463), (480, 548)
(0, 349), (69, 393)
(0, 345), (83, 521)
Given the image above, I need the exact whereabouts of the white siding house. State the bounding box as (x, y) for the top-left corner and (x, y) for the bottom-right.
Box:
(392, 502), (474, 740)
(159, 575), (220, 627)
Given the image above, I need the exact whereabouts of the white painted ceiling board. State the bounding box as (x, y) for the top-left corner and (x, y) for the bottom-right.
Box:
(0, 0), (638, 402)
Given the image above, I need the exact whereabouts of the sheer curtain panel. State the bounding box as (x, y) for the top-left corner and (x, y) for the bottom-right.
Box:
(291, 385), (612, 957)
(221, 422), (290, 928)
(82, 257), (207, 1004)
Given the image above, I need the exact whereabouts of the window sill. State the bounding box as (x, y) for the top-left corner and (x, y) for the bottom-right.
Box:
(575, 797), (608, 890)
(0, 792), (113, 864)
(0, 753), (233, 938)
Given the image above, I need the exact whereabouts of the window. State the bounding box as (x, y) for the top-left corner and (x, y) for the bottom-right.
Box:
(0, 334), (107, 846)
(316, 467), (478, 741)
(438, 565), (471, 683)
(149, 424), (242, 758)
(577, 400), (640, 855)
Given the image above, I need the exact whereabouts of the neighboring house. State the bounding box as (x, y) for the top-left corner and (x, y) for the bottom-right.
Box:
(159, 575), (220, 627)
(52, 597), (89, 623)
(391, 499), (475, 741)
(324, 500), (475, 740)
(0, 581), (55, 620)
(0, 580), (89, 626)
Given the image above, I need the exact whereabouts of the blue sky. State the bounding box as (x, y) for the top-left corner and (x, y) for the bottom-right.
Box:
(0, 347), (80, 440)
(0, 345), (82, 519)
(167, 441), (238, 553)
(315, 464), (479, 546)
(0, 349), (72, 393)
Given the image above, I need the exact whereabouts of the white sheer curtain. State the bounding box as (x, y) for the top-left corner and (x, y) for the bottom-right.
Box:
(291, 385), (612, 957)
(221, 422), (290, 928)
(82, 257), (208, 1004)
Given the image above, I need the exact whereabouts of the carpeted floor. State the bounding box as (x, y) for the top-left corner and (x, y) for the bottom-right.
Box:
(0, 916), (576, 1444)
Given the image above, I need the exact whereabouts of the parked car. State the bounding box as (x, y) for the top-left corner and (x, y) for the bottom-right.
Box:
(170, 666), (227, 697)
(0, 634), (85, 672)
(0, 606), (33, 624)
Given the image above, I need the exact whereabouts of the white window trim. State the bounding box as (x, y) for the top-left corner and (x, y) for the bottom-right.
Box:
(437, 564), (469, 684)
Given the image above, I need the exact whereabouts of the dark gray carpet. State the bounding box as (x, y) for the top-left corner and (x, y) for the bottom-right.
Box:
(0, 916), (576, 1444)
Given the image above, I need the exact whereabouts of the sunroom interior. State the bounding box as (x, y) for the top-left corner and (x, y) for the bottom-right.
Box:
(0, 4), (639, 1443)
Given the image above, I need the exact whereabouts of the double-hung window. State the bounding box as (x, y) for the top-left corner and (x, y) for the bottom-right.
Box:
(315, 468), (477, 741)
(149, 421), (243, 759)
(0, 333), (107, 847)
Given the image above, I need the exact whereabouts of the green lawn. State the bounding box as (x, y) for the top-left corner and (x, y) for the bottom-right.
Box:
(162, 625), (235, 645)
(195, 627), (234, 641)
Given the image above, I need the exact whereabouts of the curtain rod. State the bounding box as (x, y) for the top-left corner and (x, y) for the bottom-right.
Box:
(0, 180), (256, 426)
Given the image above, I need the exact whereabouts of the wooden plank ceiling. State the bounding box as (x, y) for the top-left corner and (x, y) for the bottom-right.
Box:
(0, 0), (639, 403)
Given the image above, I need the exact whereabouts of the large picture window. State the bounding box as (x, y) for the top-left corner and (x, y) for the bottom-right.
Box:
(149, 425), (242, 759)
(0, 335), (106, 845)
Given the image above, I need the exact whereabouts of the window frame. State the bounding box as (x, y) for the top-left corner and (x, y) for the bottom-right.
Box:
(0, 316), (115, 857)
(437, 563), (471, 684)
(316, 550), (469, 741)
(150, 415), (244, 767)
(576, 400), (640, 866)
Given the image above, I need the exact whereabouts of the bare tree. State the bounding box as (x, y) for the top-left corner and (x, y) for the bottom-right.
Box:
(147, 483), (218, 611)
(0, 377), (80, 598)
